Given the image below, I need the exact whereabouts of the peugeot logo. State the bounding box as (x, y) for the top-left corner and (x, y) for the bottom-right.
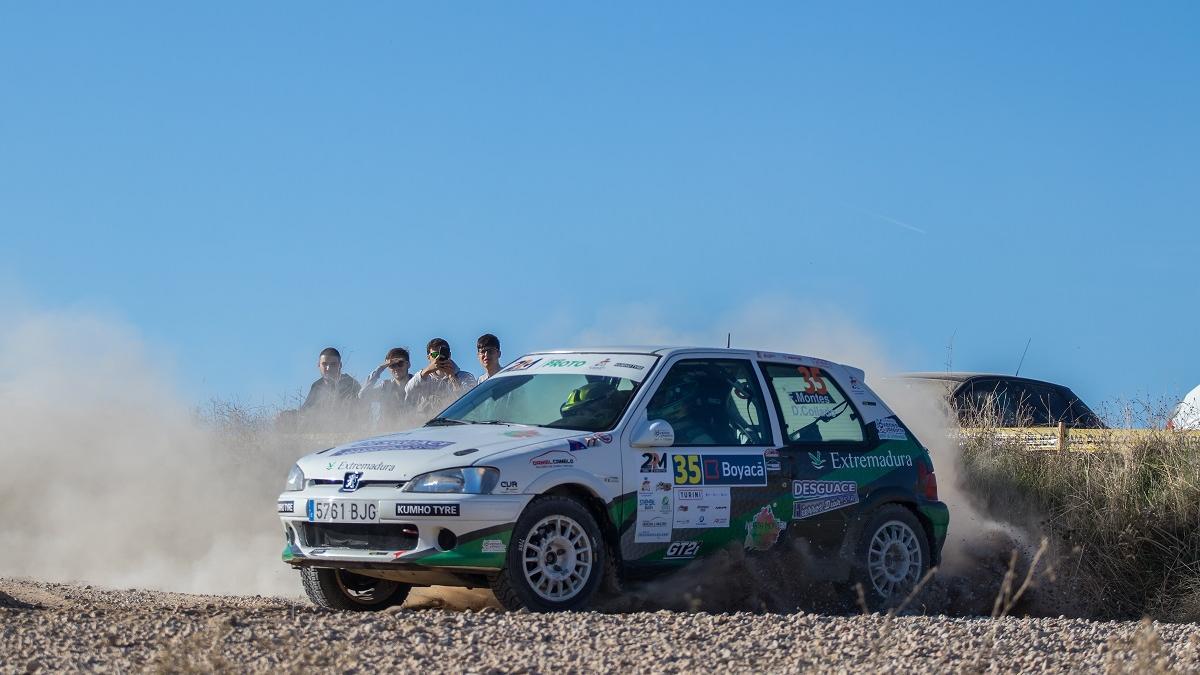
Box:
(340, 471), (363, 492)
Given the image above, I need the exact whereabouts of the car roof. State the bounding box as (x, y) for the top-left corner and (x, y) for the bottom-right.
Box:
(895, 371), (1074, 390)
(531, 346), (862, 371)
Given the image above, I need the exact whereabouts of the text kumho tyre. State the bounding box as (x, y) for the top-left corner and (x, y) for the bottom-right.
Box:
(300, 567), (411, 611)
(849, 504), (931, 611)
(490, 496), (606, 612)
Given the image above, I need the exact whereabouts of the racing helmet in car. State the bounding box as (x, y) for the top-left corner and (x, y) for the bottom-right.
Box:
(561, 376), (619, 414)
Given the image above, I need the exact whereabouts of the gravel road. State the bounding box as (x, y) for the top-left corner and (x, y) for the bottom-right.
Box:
(2, 578), (1198, 673)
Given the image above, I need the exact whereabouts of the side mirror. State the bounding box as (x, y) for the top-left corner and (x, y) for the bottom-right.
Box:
(631, 419), (675, 448)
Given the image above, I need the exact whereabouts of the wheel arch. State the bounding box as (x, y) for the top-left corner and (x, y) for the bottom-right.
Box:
(537, 482), (624, 573)
(844, 492), (941, 568)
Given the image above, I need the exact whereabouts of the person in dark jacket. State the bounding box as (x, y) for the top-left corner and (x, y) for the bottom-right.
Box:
(298, 347), (362, 429)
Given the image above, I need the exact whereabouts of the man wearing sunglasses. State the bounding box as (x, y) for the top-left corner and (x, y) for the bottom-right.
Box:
(358, 347), (413, 428)
(476, 333), (502, 382)
(405, 337), (477, 414)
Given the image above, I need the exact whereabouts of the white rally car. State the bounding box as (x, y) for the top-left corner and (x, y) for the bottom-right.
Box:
(278, 347), (949, 612)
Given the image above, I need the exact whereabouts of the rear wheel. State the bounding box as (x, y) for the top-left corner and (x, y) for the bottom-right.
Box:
(300, 567), (411, 611)
(849, 505), (930, 611)
(490, 496), (606, 612)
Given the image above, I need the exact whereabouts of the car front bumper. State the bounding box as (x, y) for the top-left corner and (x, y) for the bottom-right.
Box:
(277, 485), (530, 572)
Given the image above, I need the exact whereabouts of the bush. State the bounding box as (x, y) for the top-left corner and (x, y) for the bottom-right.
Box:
(959, 420), (1200, 621)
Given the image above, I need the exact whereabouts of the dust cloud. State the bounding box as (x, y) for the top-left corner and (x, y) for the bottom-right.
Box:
(0, 308), (315, 596)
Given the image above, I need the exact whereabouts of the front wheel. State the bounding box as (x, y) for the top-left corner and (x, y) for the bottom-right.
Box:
(490, 496), (606, 612)
(300, 567), (411, 611)
(849, 505), (931, 611)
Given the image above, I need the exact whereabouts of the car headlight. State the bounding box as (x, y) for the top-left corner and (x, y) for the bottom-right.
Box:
(403, 467), (499, 494)
(285, 464), (305, 492)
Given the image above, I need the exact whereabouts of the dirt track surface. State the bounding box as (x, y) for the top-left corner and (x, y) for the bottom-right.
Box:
(2, 579), (1199, 673)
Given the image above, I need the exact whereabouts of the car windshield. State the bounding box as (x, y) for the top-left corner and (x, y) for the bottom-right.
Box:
(436, 373), (643, 432)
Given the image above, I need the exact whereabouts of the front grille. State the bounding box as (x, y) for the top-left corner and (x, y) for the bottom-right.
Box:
(308, 480), (407, 489)
(300, 523), (419, 551)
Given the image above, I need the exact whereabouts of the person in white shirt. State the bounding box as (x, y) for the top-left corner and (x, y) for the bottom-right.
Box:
(476, 333), (502, 383)
(405, 337), (477, 414)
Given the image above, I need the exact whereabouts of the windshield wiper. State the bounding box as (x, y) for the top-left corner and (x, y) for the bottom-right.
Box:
(472, 420), (514, 426)
(426, 417), (466, 426)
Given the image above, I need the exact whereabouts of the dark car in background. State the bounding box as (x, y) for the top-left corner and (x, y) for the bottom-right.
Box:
(892, 372), (1105, 429)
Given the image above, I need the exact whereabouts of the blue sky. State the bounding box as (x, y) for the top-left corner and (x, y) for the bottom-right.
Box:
(1, 2), (1196, 410)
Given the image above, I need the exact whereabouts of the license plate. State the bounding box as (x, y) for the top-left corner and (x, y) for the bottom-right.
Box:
(306, 500), (379, 523)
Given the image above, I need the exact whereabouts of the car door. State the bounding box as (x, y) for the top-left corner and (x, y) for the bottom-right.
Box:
(622, 355), (781, 567)
(758, 361), (870, 555)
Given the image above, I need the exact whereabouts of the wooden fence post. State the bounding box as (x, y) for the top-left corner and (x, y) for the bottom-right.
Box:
(1057, 421), (1067, 451)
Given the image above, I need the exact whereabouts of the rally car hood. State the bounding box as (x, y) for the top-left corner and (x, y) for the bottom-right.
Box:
(296, 425), (588, 482)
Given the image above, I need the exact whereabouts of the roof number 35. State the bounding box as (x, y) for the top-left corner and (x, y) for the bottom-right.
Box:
(797, 367), (828, 395)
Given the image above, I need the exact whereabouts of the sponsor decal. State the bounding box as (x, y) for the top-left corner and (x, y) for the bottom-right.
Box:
(481, 539), (506, 554)
(764, 448), (781, 472)
(545, 359), (587, 368)
(808, 452), (826, 470)
(664, 541), (701, 559)
(744, 505), (787, 551)
(329, 461), (397, 472)
(796, 366), (829, 395)
(635, 515), (671, 543)
(672, 453), (767, 486)
(392, 550), (408, 559)
(654, 428), (674, 442)
(503, 429), (540, 438)
(530, 450), (576, 469)
(792, 480), (858, 499)
(794, 496), (858, 519)
(638, 496), (656, 511)
(310, 548), (328, 555)
(640, 478), (652, 493)
(340, 472), (363, 492)
(660, 495), (671, 514)
(640, 451), (668, 473)
(656, 481), (673, 492)
(673, 487), (731, 528)
(604, 475), (619, 483)
(368, 551), (390, 556)
(861, 400), (877, 407)
(503, 357), (542, 372)
(874, 417), (908, 441)
(849, 375), (866, 393)
(332, 439), (454, 456)
(277, 500), (294, 514)
(567, 438), (588, 452)
(756, 351), (780, 360)
(395, 503), (460, 517)
(589, 358), (612, 370)
(613, 362), (644, 370)
(791, 481), (860, 519)
(583, 433), (613, 446)
(498, 480), (520, 494)
(830, 450), (913, 469)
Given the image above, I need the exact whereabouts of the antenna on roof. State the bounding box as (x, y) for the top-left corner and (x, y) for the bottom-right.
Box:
(944, 329), (957, 372)
(1015, 337), (1032, 376)
(726, 333), (731, 349)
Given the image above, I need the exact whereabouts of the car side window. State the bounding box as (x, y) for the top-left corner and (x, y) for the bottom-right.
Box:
(644, 359), (771, 446)
(761, 363), (864, 443)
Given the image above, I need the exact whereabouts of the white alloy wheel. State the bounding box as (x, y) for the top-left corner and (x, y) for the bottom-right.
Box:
(866, 520), (923, 599)
(521, 515), (595, 602)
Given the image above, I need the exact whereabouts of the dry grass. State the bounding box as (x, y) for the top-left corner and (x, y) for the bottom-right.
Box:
(958, 406), (1200, 622)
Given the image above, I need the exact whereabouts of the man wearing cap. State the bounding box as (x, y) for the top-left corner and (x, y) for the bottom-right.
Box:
(359, 347), (414, 428)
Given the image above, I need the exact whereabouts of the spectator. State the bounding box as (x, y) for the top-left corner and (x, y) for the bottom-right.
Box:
(405, 338), (477, 414)
(359, 347), (413, 428)
(298, 347), (362, 428)
(476, 333), (502, 382)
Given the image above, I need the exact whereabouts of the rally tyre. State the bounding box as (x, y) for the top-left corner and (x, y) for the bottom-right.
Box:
(849, 505), (931, 612)
(490, 496), (606, 612)
(300, 567), (411, 611)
